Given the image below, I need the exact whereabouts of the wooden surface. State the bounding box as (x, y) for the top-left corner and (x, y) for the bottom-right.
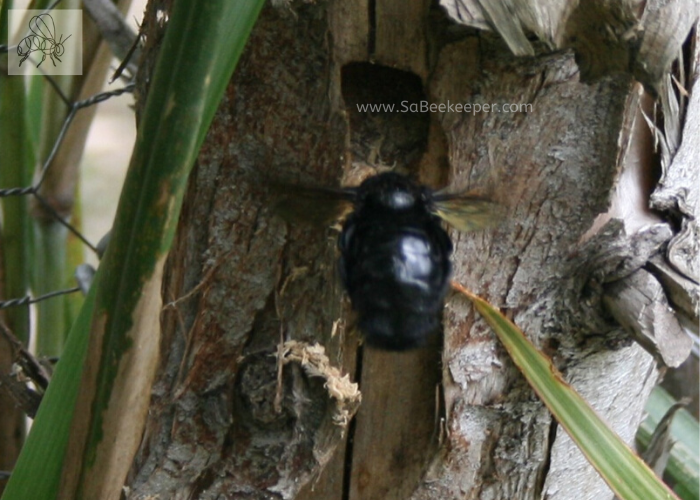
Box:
(124, 1), (697, 499)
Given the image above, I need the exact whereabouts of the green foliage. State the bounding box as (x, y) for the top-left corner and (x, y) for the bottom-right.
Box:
(0, 288), (95, 499)
(1, 0), (265, 498)
(638, 386), (700, 500)
(0, 0), (33, 345)
(455, 282), (682, 500)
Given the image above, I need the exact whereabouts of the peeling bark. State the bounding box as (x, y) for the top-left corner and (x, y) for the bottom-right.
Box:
(439, 0), (700, 89)
(125, 1), (697, 499)
(127, 3), (356, 499)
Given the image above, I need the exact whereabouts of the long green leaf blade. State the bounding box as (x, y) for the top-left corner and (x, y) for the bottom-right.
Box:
(64, 0), (266, 498)
(638, 386), (700, 500)
(0, 286), (96, 499)
(0, 0), (33, 345)
(2, 1), (265, 499)
(453, 282), (680, 500)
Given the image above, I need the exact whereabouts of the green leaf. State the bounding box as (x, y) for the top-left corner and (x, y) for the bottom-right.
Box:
(0, 0), (33, 345)
(638, 386), (700, 500)
(0, 285), (96, 499)
(453, 281), (680, 500)
(1, 1), (265, 499)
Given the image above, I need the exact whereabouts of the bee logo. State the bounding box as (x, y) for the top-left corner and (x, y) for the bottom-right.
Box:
(17, 13), (72, 68)
(274, 172), (502, 351)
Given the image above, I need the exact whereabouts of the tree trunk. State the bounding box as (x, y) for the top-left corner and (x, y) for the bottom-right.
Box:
(126, 1), (697, 499)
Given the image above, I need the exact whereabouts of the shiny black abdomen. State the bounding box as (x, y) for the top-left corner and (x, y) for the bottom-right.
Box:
(339, 201), (452, 350)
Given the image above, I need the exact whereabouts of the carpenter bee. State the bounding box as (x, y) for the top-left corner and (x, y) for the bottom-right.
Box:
(275, 172), (500, 351)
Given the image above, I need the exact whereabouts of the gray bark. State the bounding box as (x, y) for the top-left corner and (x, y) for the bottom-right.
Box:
(125, 1), (698, 499)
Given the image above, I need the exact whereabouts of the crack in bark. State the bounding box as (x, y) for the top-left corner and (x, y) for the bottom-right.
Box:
(535, 417), (558, 498)
(342, 345), (363, 500)
(367, 0), (376, 58)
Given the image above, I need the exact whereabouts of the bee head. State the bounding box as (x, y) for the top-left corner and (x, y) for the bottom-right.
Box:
(356, 173), (428, 212)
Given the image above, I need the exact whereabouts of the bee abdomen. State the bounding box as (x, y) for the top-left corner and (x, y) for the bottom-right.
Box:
(340, 220), (452, 350)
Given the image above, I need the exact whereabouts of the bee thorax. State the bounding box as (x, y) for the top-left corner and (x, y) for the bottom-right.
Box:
(339, 177), (452, 350)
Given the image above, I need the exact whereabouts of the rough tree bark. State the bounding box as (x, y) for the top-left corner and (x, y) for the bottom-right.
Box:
(126, 1), (698, 499)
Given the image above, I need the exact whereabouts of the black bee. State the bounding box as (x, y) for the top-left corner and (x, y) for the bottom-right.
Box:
(275, 172), (499, 351)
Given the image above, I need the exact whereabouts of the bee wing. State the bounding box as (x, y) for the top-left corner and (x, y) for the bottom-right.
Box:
(430, 193), (503, 233)
(271, 182), (356, 227)
(30, 15), (55, 39)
